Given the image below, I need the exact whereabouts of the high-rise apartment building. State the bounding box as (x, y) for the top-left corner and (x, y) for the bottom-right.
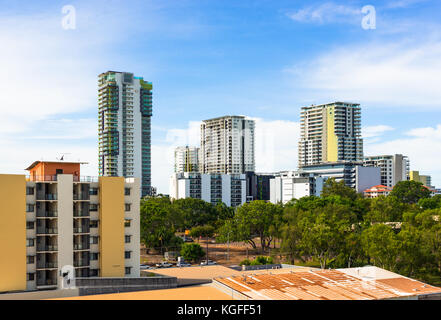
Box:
(363, 154), (410, 187)
(98, 71), (153, 197)
(298, 102), (363, 167)
(169, 172), (247, 207)
(0, 161), (140, 293)
(410, 171), (433, 188)
(174, 146), (200, 173)
(200, 116), (255, 174)
(270, 171), (325, 204)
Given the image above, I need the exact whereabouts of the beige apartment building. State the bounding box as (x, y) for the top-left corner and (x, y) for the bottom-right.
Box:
(0, 161), (140, 293)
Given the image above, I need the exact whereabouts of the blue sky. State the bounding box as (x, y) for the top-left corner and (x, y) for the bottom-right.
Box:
(1, 0), (441, 193)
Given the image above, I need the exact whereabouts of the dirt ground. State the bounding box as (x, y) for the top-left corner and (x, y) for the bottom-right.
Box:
(140, 238), (282, 266)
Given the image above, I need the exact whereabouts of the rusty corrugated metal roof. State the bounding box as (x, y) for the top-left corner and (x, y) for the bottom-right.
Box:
(213, 268), (441, 300)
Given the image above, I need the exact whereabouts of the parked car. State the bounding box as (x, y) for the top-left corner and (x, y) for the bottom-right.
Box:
(140, 264), (153, 270)
(177, 262), (192, 267)
(200, 260), (217, 266)
(155, 262), (173, 268)
(180, 236), (194, 242)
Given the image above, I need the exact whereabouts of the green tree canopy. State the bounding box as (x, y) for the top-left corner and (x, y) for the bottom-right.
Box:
(390, 180), (431, 204)
(180, 243), (205, 263)
(321, 178), (358, 201)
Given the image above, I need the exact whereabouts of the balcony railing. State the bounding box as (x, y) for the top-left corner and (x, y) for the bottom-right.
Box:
(74, 211), (90, 217)
(36, 228), (58, 235)
(74, 227), (90, 234)
(37, 279), (57, 286)
(74, 244), (90, 250)
(36, 211), (58, 218)
(26, 175), (98, 183)
(36, 194), (57, 201)
(37, 245), (58, 252)
(37, 262), (58, 269)
(74, 261), (90, 267)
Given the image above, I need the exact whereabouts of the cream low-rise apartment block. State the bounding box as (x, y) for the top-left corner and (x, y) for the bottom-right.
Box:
(0, 160), (140, 293)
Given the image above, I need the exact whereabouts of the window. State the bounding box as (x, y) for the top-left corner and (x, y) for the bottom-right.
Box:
(26, 221), (34, 230)
(27, 273), (35, 281)
(26, 239), (34, 247)
(90, 236), (99, 245)
(125, 251), (131, 259)
(90, 252), (99, 261)
(89, 188), (98, 196)
(26, 187), (34, 195)
(125, 267), (131, 275)
(124, 220), (131, 227)
(90, 204), (98, 212)
(125, 235), (131, 243)
(27, 256), (35, 264)
(26, 204), (34, 213)
(125, 188), (131, 196)
(125, 203), (131, 212)
(90, 220), (99, 228)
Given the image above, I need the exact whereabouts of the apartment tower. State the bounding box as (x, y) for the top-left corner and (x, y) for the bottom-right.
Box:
(298, 102), (363, 167)
(174, 146), (200, 173)
(200, 116), (255, 174)
(0, 161), (140, 293)
(363, 154), (410, 187)
(98, 71), (153, 197)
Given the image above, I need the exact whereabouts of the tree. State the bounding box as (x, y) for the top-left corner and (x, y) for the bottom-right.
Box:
(418, 195), (441, 210)
(300, 203), (356, 269)
(321, 178), (358, 201)
(189, 225), (215, 238)
(222, 200), (281, 253)
(180, 243), (205, 263)
(140, 196), (183, 253)
(172, 198), (217, 230)
(361, 224), (400, 271)
(364, 196), (407, 223)
(390, 180), (431, 204)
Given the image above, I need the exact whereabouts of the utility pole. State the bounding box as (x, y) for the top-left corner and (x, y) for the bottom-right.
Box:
(206, 235), (209, 265)
(227, 232), (230, 262)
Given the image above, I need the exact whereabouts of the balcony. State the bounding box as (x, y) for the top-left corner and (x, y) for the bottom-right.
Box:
(36, 279), (57, 287)
(36, 194), (57, 201)
(36, 228), (58, 235)
(36, 262), (58, 269)
(74, 244), (90, 251)
(74, 227), (90, 234)
(74, 261), (90, 268)
(37, 245), (58, 252)
(74, 211), (90, 217)
(36, 211), (58, 218)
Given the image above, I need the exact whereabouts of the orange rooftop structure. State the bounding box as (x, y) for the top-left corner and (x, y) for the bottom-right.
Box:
(25, 160), (88, 182)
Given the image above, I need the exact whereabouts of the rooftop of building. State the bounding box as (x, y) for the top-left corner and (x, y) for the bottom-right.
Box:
(149, 265), (314, 286)
(213, 266), (441, 300)
(364, 185), (393, 192)
(301, 101), (361, 109)
(25, 160), (88, 171)
(52, 284), (233, 300)
(202, 115), (247, 122)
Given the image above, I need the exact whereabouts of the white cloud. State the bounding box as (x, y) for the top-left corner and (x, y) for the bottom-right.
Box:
(363, 125), (395, 139)
(288, 39), (441, 109)
(287, 2), (361, 24)
(365, 124), (441, 188)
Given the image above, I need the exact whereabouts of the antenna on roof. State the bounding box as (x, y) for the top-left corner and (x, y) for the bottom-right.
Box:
(56, 153), (72, 161)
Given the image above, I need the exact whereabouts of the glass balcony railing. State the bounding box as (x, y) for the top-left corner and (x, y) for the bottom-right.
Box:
(36, 228), (58, 235)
